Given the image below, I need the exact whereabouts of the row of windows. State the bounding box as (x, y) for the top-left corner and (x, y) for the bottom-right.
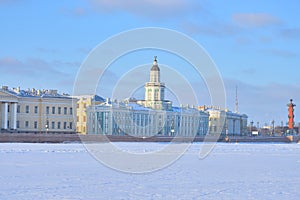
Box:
(77, 115), (86, 122)
(10, 105), (73, 115)
(77, 103), (87, 109)
(45, 106), (73, 115)
(18, 121), (73, 130)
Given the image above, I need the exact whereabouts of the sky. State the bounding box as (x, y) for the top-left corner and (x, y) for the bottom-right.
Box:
(0, 0), (300, 126)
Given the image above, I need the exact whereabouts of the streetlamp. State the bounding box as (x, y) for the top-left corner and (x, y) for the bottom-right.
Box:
(171, 128), (175, 136)
(250, 120), (254, 136)
(271, 120), (275, 136)
(281, 121), (283, 135)
(170, 118), (175, 136)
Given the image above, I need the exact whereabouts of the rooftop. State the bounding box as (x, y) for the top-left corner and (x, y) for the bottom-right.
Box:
(0, 85), (72, 99)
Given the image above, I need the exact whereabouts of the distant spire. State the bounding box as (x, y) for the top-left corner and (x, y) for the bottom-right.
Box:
(235, 85), (239, 113)
(153, 56), (157, 65)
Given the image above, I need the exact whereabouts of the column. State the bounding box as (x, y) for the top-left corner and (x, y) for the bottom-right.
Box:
(1, 102), (8, 129)
(10, 103), (17, 129)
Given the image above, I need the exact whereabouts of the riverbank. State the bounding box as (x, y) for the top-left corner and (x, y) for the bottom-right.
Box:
(0, 133), (299, 143)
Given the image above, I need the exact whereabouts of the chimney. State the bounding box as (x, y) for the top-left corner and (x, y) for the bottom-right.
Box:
(49, 90), (58, 95)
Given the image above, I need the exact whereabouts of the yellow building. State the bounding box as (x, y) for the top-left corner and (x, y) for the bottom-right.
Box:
(0, 86), (76, 133)
(75, 95), (104, 134)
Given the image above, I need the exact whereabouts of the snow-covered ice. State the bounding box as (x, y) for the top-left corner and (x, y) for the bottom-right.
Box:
(1, 142), (300, 200)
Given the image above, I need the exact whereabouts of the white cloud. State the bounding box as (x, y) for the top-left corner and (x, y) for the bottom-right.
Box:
(0, 0), (20, 6)
(182, 21), (239, 37)
(280, 28), (300, 39)
(262, 49), (298, 58)
(60, 7), (87, 17)
(89, 0), (200, 19)
(0, 56), (78, 92)
(232, 13), (282, 28)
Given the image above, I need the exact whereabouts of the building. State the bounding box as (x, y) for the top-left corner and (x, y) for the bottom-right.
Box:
(0, 86), (76, 133)
(75, 94), (105, 134)
(87, 57), (209, 136)
(87, 99), (209, 136)
(137, 56), (172, 110)
(199, 106), (248, 136)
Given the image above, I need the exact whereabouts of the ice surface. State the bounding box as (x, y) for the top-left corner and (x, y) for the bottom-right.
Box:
(0, 142), (300, 200)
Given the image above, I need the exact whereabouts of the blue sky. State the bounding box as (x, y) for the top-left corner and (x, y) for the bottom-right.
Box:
(1, 0), (300, 126)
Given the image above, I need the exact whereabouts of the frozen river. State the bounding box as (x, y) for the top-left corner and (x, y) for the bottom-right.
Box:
(1, 142), (300, 200)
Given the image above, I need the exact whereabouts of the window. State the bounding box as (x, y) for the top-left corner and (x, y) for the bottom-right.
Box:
(70, 107), (73, 115)
(46, 106), (50, 114)
(34, 121), (38, 129)
(17, 121), (20, 128)
(17, 105), (20, 113)
(83, 103), (86, 108)
(51, 122), (55, 129)
(77, 103), (79, 109)
(25, 121), (29, 128)
(69, 122), (73, 130)
(64, 107), (67, 115)
(83, 116), (86, 122)
(58, 107), (61, 114)
(52, 107), (55, 114)
(34, 106), (38, 114)
(8, 105), (10, 112)
(57, 122), (61, 129)
(77, 116), (79, 122)
(64, 122), (67, 129)
(26, 105), (29, 113)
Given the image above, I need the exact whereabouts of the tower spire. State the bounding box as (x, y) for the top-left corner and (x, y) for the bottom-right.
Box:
(235, 86), (238, 113)
(153, 56), (157, 65)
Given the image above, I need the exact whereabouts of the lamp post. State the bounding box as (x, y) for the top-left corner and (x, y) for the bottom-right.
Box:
(170, 118), (175, 136)
(250, 120), (254, 136)
(271, 120), (275, 136)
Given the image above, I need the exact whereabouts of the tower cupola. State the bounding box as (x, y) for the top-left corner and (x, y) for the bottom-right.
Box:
(150, 56), (160, 82)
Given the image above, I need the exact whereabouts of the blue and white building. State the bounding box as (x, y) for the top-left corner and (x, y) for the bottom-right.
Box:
(87, 57), (209, 136)
(86, 57), (248, 136)
(87, 99), (209, 136)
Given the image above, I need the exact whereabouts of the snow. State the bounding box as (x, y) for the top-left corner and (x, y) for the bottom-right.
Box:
(1, 142), (300, 199)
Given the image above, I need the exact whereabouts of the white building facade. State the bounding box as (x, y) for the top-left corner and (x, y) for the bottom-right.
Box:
(202, 106), (248, 136)
(87, 100), (209, 136)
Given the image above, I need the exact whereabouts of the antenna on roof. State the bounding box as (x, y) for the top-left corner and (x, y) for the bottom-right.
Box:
(235, 85), (238, 113)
